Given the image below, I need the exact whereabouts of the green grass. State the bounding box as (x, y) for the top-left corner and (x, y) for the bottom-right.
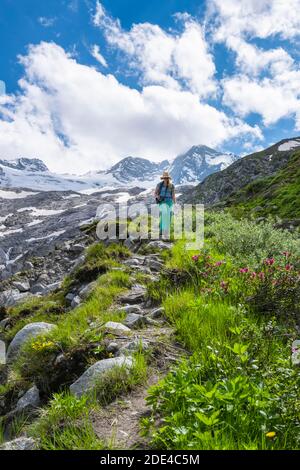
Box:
(27, 392), (104, 450)
(12, 270), (131, 394)
(23, 352), (148, 450)
(144, 213), (300, 450)
(227, 151), (300, 220)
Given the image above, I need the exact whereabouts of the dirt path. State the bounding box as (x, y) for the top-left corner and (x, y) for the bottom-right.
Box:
(90, 247), (186, 449)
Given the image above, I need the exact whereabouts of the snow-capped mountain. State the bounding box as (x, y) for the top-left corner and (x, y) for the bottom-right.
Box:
(0, 157), (49, 173)
(0, 145), (240, 192)
(169, 145), (239, 184)
(104, 156), (169, 183)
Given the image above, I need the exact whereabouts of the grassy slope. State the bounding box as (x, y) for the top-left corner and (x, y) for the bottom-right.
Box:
(0, 241), (148, 449)
(225, 151), (300, 220)
(144, 214), (300, 450)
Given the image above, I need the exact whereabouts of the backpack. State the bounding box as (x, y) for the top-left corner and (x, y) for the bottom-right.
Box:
(156, 182), (173, 204)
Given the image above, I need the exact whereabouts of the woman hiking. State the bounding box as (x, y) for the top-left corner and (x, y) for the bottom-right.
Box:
(155, 170), (176, 239)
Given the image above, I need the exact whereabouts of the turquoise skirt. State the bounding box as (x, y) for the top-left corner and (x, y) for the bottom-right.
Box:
(159, 200), (174, 234)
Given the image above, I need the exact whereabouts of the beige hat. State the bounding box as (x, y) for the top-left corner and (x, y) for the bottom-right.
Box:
(160, 170), (172, 180)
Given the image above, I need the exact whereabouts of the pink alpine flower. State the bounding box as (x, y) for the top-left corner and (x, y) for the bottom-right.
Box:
(282, 251), (291, 258)
(192, 254), (200, 262)
(215, 261), (225, 267)
(239, 267), (249, 274)
(258, 272), (265, 280)
(285, 264), (293, 271)
(265, 258), (275, 266)
(220, 281), (229, 292)
(250, 272), (257, 279)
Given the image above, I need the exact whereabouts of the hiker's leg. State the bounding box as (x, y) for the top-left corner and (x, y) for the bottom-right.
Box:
(161, 202), (171, 239)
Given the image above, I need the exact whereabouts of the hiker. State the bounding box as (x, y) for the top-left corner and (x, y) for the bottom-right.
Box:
(155, 170), (176, 239)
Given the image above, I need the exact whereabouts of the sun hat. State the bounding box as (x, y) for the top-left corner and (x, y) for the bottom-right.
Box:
(160, 170), (172, 180)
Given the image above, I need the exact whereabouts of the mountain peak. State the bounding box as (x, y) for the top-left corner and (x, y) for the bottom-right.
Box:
(0, 157), (49, 173)
(169, 145), (239, 184)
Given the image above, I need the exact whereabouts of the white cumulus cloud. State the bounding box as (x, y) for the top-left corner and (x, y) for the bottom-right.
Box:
(92, 2), (217, 98)
(0, 42), (261, 174)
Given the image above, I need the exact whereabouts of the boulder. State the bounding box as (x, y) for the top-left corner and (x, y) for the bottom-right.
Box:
(124, 313), (148, 329)
(6, 322), (57, 363)
(0, 437), (39, 450)
(0, 289), (30, 307)
(78, 281), (97, 299)
(70, 356), (133, 398)
(104, 321), (132, 335)
(30, 283), (47, 295)
(65, 292), (75, 303)
(16, 385), (40, 412)
(12, 280), (30, 292)
(71, 296), (81, 308)
(44, 282), (61, 294)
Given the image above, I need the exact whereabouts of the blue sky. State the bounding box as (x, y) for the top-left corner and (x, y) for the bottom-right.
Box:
(0, 0), (299, 173)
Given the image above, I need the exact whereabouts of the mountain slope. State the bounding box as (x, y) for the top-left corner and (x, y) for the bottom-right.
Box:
(169, 145), (239, 184)
(185, 137), (300, 206)
(226, 150), (300, 220)
(0, 145), (239, 192)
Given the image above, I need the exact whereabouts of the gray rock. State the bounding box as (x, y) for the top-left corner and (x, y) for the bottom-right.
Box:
(147, 241), (173, 250)
(0, 317), (10, 329)
(71, 296), (81, 308)
(6, 322), (57, 363)
(118, 339), (150, 355)
(118, 305), (143, 315)
(37, 273), (49, 283)
(118, 285), (146, 304)
(149, 307), (165, 319)
(69, 244), (85, 254)
(144, 258), (163, 272)
(30, 283), (47, 294)
(124, 313), (148, 329)
(78, 281), (97, 299)
(0, 437), (39, 450)
(44, 281), (61, 294)
(292, 340), (300, 366)
(70, 356), (133, 398)
(104, 321), (132, 335)
(124, 258), (145, 268)
(24, 261), (34, 271)
(16, 385), (40, 412)
(0, 289), (30, 307)
(0, 248), (7, 264)
(54, 353), (66, 366)
(12, 280), (30, 292)
(71, 255), (86, 271)
(65, 292), (75, 302)
(123, 237), (136, 250)
(107, 342), (119, 353)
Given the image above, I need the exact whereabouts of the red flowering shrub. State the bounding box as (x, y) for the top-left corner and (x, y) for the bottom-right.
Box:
(245, 255), (300, 321)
